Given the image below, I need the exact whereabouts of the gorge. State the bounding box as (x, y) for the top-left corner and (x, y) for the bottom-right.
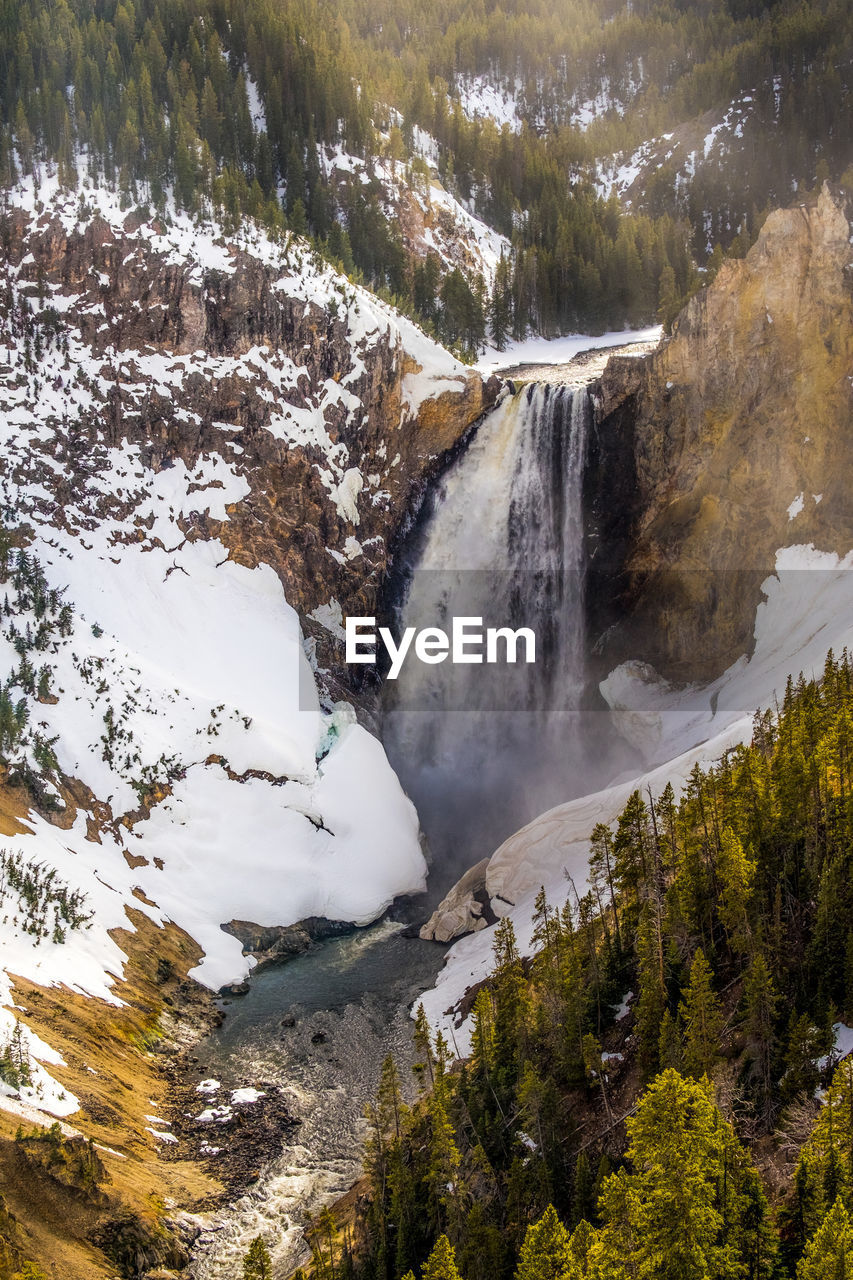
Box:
(0, 166), (851, 1280)
(186, 185), (853, 1272)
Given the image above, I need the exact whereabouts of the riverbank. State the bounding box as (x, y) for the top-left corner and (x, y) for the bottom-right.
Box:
(188, 920), (448, 1278)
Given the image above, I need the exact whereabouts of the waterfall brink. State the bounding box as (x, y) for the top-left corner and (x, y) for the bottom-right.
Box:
(383, 382), (607, 880)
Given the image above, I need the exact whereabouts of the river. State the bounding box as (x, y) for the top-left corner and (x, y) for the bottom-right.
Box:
(189, 921), (448, 1277)
(189, 342), (650, 1277)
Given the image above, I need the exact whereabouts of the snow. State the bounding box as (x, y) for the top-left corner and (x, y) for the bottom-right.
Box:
(244, 72), (267, 135)
(422, 543), (853, 1053)
(455, 76), (522, 133)
(571, 82), (626, 131)
(146, 1125), (178, 1143)
(476, 326), (662, 373)
(594, 90), (757, 211)
(321, 141), (510, 291)
(614, 991), (633, 1021)
(0, 981), (80, 1117)
(231, 1087), (265, 1104)
(424, 179), (508, 287)
(787, 492), (805, 520)
(0, 171), (469, 1097)
(129, 730), (424, 990)
(197, 1105), (233, 1124)
(816, 1023), (853, 1072)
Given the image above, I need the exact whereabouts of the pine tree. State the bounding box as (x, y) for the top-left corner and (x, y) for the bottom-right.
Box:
(571, 1151), (595, 1228)
(658, 1007), (683, 1070)
(679, 949), (722, 1079)
(717, 826), (755, 956)
(797, 1197), (853, 1279)
(795, 1059), (853, 1235)
(422, 1235), (462, 1280)
(589, 823), (621, 954)
(426, 1093), (462, 1236)
(743, 953), (778, 1121)
(413, 1003), (435, 1090)
(243, 1236), (272, 1280)
(588, 1070), (774, 1280)
(491, 917), (527, 1091)
(490, 252), (512, 351)
(636, 905), (666, 1079)
(516, 1205), (575, 1280)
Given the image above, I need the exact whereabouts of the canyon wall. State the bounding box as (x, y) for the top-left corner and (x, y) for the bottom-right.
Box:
(3, 198), (498, 700)
(586, 183), (853, 683)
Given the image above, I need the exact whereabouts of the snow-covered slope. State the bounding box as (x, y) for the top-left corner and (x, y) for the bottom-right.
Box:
(322, 139), (509, 291)
(420, 553), (853, 1053)
(0, 169), (491, 1111)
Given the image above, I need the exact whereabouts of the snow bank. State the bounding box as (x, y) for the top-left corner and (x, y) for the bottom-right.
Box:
(476, 326), (662, 373)
(421, 544), (853, 1051)
(455, 76), (523, 133)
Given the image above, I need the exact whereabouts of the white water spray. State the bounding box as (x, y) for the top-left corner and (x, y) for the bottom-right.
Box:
(384, 382), (603, 872)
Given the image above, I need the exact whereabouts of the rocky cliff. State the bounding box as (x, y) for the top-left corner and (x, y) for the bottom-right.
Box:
(586, 183), (853, 683)
(2, 186), (498, 703)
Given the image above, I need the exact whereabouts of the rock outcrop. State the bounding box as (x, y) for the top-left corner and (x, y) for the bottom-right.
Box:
(587, 183), (853, 682)
(2, 194), (499, 699)
(419, 858), (493, 943)
(222, 916), (354, 971)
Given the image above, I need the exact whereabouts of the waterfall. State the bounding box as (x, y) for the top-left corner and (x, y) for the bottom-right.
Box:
(383, 382), (606, 880)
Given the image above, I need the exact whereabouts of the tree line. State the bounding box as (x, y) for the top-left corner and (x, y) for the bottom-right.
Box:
(239, 647), (853, 1279)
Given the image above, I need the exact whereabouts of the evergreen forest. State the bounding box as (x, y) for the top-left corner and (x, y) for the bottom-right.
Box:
(3, 0), (853, 349)
(273, 650), (853, 1280)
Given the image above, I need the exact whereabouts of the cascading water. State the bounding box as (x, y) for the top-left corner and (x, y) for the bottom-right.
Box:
(383, 381), (631, 876)
(191, 379), (639, 1279)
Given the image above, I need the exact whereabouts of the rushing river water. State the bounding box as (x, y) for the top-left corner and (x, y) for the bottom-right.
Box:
(190, 921), (448, 1278)
(383, 383), (638, 875)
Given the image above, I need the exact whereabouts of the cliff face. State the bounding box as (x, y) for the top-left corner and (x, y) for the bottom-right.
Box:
(587, 184), (853, 682)
(3, 198), (497, 694)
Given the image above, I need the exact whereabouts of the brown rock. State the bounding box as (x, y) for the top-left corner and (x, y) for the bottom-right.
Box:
(587, 184), (853, 682)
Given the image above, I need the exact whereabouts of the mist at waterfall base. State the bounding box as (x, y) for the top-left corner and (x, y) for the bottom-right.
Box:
(382, 383), (642, 885)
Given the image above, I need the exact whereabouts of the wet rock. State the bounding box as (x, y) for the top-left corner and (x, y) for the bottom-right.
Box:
(218, 979), (250, 997)
(222, 917), (353, 969)
(160, 1062), (301, 1198)
(420, 858), (494, 943)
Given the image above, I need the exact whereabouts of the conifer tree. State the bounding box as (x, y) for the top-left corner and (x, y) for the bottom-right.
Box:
(795, 1060), (853, 1236)
(657, 1007), (682, 1071)
(635, 905), (666, 1079)
(797, 1197), (853, 1280)
(516, 1205), (575, 1280)
(587, 1070), (774, 1279)
(743, 952), (778, 1121)
(422, 1235), (462, 1280)
(571, 1152), (595, 1228)
(679, 949), (722, 1079)
(243, 1236), (272, 1280)
(717, 826), (755, 956)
